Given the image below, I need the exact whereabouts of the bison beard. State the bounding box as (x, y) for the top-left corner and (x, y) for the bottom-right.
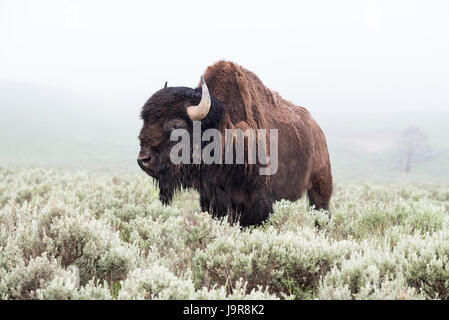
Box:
(138, 61), (333, 227)
(157, 168), (178, 206)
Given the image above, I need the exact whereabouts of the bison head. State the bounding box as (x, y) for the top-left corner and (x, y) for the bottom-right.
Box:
(137, 77), (224, 204)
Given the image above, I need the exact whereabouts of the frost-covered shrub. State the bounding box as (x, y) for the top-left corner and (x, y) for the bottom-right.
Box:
(118, 265), (277, 300)
(194, 279), (279, 300)
(395, 231), (449, 299)
(318, 230), (449, 300)
(45, 210), (140, 284)
(192, 226), (357, 298)
(118, 265), (195, 299)
(317, 248), (402, 299)
(0, 254), (61, 299)
(319, 273), (423, 300)
(129, 211), (225, 276)
(1, 168), (449, 300)
(37, 276), (112, 300)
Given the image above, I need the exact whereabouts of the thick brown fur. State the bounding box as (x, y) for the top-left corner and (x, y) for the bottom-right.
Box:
(138, 61), (332, 227)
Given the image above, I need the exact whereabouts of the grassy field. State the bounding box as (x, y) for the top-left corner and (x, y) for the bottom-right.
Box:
(1, 166), (449, 300)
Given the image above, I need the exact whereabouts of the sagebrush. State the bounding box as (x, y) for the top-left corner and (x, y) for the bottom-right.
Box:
(1, 166), (449, 299)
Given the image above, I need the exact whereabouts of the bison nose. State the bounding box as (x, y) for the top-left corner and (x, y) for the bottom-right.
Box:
(137, 155), (151, 170)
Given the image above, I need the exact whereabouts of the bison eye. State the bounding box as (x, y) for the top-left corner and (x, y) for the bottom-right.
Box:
(164, 118), (187, 132)
(151, 145), (162, 155)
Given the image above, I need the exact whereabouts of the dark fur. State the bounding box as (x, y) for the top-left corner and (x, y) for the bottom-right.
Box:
(138, 61), (333, 227)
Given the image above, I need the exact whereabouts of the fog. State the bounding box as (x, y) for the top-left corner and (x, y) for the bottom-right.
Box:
(1, 0), (448, 180)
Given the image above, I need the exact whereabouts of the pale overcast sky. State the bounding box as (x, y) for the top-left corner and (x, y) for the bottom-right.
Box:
(1, 0), (448, 113)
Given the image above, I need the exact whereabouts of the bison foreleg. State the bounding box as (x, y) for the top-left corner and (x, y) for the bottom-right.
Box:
(307, 170), (333, 213)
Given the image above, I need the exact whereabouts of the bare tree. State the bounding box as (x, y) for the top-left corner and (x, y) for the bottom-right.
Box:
(398, 126), (432, 175)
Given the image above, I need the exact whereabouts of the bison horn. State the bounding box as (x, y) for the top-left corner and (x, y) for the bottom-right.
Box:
(164, 81), (168, 89)
(187, 76), (211, 121)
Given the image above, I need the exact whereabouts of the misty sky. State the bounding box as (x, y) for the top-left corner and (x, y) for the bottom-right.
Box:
(1, 0), (448, 114)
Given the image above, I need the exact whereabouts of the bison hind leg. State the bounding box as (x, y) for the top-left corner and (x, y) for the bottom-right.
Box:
(307, 170), (333, 213)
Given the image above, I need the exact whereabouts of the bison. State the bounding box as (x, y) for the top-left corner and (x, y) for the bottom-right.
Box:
(138, 61), (332, 227)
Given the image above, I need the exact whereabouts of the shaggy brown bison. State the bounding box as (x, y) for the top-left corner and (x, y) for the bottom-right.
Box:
(138, 61), (332, 226)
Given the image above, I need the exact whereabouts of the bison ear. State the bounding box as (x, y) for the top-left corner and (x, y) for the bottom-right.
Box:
(163, 118), (187, 132)
(164, 81), (168, 89)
